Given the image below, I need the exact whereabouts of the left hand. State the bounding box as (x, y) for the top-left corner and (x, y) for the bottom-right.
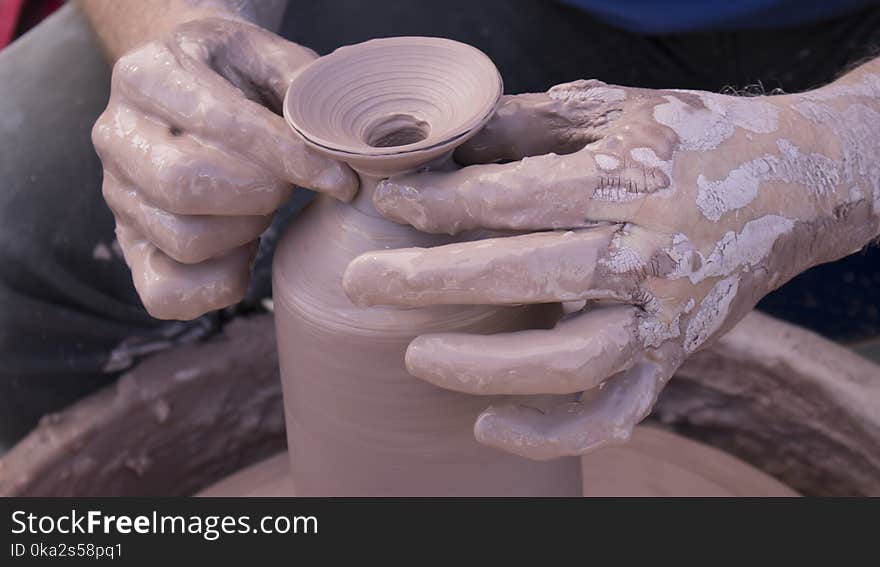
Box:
(343, 78), (880, 460)
(92, 17), (357, 320)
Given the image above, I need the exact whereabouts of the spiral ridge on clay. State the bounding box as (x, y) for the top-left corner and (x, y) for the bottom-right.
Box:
(284, 37), (502, 158)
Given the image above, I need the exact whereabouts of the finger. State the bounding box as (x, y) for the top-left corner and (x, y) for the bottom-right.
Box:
(93, 106), (291, 216)
(373, 149), (667, 234)
(115, 223), (256, 321)
(174, 17), (318, 105)
(455, 93), (589, 164)
(406, 306), (640, 395)
(103, 171), (271, 264)
(168, 31), (356, 199)
(344, 225), (643, 307)
(112, 41), (357, 200)
(456, 81), (629, 165)
(473, 344), (683, 460)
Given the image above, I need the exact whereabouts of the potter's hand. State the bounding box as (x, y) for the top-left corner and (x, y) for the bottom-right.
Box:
(93, 17), (357, 320)
(344, 69), (880, 460)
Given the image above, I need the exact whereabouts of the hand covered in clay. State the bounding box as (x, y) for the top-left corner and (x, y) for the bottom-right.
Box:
(93, 17), (357, 320)
(344, 72), (880, 459)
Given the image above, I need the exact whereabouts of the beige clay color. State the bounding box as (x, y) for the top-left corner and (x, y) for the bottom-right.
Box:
(92, 7), (880, 489)
(197, 427), (798, 497)
(92, 17), (358, 320)
(344, 62), (880, 460)
(274, 37), (583, 495)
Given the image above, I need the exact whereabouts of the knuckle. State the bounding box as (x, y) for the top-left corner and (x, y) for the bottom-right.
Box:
(139, 265), (240, 321)
(141, 283), (203, 321)
(153, 150), (283, 215)
(164, 245), (199, 266)
(112, 42), (174, 97)
(149, 223), (191, 263)
(139, 285), (175, 320)
(153, 155), (222, 213)
(91, 104), (130, 161)
(549, 78), (608, 95)
(112, 46), (150, 86)
(159, 223), (213, 265)
(200, 258), (250, 311)
(100, 176), (120, 204)
(91, 113), (112, 156)
(111, 52), (137, 83)
(174, 249), (209, 266)
(153, 159), (190, 210)
(548, 79), (627, 107)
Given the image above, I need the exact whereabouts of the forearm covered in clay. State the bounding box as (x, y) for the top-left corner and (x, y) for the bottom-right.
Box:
(660, 59), (880, 290)
(780, 57), (880, 266)
(78, 0), (288, 61)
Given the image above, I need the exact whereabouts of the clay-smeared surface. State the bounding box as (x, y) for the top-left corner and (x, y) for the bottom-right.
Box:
(93, 13), (880, 482)
(93, 16), (358, 320)
(275, 37), (582, 495)
(344, 62), (880, 460)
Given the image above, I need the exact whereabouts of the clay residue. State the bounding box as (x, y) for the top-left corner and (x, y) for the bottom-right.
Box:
(92, 17), (357, 321)
(276, 37), (583, 495)
(344, 60), (880, 463)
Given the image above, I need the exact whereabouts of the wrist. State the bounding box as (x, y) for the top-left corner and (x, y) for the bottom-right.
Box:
(152, 7), (245, 34)
(777, 87), (880, 268)
(80, 0), (257, 62)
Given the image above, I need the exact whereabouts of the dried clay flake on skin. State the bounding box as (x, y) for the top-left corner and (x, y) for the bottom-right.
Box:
(653, 93), (778, 152)
(668, 214), (795, 284)
(696, 139), (841, 221)
(792, 97), (880, 218)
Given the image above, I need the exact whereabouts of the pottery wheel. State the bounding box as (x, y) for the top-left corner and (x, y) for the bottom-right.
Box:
(198, 426), (797, 497)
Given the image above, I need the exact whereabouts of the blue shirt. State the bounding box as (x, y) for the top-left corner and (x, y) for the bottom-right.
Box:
(564, 0), (878, 33)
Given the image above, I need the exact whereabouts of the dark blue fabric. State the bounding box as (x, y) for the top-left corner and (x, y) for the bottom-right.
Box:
(563, 0), (878, 33)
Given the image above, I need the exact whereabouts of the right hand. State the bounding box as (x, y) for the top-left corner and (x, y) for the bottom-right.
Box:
(92, 17), (357, 320)
(345, 78), (879, 459)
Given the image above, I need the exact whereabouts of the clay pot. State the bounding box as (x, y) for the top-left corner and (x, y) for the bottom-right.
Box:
(275, 37), (583, 495)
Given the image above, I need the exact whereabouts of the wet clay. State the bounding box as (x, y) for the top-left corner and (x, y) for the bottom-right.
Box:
(275, 37), (583, 495)
(92, 17), (358, 321)
(342, 62), (880, 460)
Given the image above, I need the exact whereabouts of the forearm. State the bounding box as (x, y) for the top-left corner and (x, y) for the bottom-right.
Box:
(780, 56), (880, 265)
(78, 0), (288, 62)
(819, 55), (880, 97)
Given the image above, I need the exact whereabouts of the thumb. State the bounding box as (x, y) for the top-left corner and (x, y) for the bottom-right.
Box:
(456, 79), (628, 165)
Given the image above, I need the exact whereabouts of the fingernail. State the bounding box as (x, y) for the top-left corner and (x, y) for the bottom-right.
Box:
(372, 179), (420, 225)
(403, 335), (435, 377)
(474, 406), (559, 461)
(342, 256), (381, 307)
